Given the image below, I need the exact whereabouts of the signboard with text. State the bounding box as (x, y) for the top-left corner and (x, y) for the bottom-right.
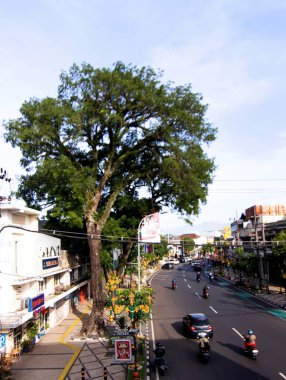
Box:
(0, 334), (6, 350)
(28, 293), (45, 312)
(139, 212), (161, 243)
(114, 339), (132, 363)
(43, 257), (59, 270)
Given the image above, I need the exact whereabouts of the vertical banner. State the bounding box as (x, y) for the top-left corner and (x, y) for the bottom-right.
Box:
(138, 212), (161, 243)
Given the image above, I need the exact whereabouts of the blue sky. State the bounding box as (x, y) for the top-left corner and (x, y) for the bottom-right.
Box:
(1, 0), (286, 236)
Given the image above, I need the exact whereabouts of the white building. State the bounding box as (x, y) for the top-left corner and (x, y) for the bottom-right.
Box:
(0, 203), (90, 355)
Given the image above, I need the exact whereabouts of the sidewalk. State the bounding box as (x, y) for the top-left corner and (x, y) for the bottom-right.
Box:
(10, 301), (127, 380)
(220, 268), (286, 310)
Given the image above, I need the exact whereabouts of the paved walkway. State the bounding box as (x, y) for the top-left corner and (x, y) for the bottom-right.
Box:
(220, 268), (286, 310)
(11, 301), (127, 380)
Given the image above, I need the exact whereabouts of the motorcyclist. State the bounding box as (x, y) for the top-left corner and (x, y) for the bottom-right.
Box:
(203, 285), (209, 296)
(154, 342), (166, 366)
(244, 329), (257, 350)
(171, 279), (177, 288)
(198, 333), (210, 353)
(196, 272), (201, 282)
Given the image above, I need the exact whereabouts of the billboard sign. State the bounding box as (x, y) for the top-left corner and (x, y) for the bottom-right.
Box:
(139, 212), (161, 243)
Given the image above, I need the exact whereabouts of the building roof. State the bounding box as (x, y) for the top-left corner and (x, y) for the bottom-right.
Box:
(179, 233), (201, 240)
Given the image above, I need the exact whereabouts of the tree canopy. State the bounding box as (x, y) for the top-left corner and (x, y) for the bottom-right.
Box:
(3, 62), (217, 333)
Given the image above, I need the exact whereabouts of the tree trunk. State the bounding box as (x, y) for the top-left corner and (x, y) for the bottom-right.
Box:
(116, 241), (134, 279)
(80, 222), (106, 336)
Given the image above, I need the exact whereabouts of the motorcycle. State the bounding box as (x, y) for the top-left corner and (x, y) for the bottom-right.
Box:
(171, 282), (177, 290)
(153, 357), (168, 375)
(196, 273), (201, 282)
(203, 287), (209, 299)
(199, 347), (210, 363)
(244, 342), (259, 360)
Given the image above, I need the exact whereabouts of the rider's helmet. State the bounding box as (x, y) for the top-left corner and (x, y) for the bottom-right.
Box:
(248, 329), (254, 334)
(156, 342), (163, 348)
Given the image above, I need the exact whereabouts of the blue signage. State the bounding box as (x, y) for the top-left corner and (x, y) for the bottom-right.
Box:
(42, 257), (59, 270)
(28, 293), (45, 312)
(0, 334), (6, 349)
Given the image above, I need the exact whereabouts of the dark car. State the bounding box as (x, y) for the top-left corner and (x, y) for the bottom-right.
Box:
(162, 262), (174, 270)
(182, 313), (213, 338)
(194, 264), (202, 272)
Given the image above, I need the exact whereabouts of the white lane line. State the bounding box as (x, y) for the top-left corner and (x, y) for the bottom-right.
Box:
(232, 327), (244, 340)
(184, 278), (187, 281)
(195, 292), (201, 298)
(209, 306), (218, 314)
(150, 314), (156, 349)
(150, 314), (159, 380)
(279, 373), (286, 380)
(188, 285), (191, 289)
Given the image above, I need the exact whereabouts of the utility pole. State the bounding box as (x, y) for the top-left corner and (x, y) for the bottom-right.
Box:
(255, 213), (265, 291)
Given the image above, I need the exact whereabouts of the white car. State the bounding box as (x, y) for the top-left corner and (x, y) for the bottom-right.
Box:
(168, 258), (180, 265)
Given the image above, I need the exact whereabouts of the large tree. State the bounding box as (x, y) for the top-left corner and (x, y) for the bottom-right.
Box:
(3, 62), (216, 334)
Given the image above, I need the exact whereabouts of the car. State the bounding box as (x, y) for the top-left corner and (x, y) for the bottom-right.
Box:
(194, 264), (202, 272)
(169, 258), (180, 265)
(182, 313), (213, 339)
(162, 262), (174, 270)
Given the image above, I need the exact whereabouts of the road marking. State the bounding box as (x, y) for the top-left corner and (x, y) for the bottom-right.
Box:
(279, 373), (286, 379)
(150, 314), (159, 380)
(232, 327), (244, 340)
(209, 306), (218, 314)
(150, 315), (156, 350)
(58, 304), (91, 380)
(184, 278), (187, 281)
(188, 285), (191, 289)
(195, 292), (201, 298)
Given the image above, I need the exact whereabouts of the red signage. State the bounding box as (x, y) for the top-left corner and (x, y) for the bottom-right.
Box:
(114, 339), (132, 362)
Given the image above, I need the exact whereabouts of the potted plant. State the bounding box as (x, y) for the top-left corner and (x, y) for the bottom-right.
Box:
(26, 321), (39, 345)
(21, 339), (31, 353)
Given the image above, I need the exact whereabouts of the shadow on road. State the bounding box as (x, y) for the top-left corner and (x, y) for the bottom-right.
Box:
(216, 340), (244, 356)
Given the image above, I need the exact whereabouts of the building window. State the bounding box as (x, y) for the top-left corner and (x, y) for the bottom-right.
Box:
(39, 281), (43, 292)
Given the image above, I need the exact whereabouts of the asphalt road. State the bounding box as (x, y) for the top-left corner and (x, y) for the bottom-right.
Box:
(149, 263), (286, 380)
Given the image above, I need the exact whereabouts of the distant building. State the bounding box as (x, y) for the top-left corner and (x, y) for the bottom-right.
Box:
(231, 204), (286, 242)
